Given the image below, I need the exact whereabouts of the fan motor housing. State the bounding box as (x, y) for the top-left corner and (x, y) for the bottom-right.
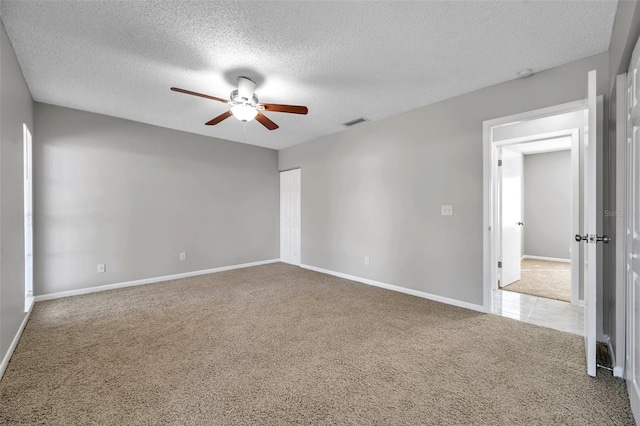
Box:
(230, 89), (259, 107)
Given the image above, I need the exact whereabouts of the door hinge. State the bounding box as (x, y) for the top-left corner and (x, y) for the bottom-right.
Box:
(498, 261), (502, 268)
(498, 160), (503, 166)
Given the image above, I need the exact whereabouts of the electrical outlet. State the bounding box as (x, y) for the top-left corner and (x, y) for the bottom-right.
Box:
(97, 263), (106, 273)
(364, 256), (370, 266)
(441, 205), (453, 216)
(180, 252), (187, 261)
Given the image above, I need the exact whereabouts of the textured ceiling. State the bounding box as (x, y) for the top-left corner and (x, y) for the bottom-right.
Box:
(0, 1), (618, 150)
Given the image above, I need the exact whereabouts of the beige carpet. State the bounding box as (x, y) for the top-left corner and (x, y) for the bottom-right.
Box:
(503, 258), (572, 302)
(0, 263), (633, 425)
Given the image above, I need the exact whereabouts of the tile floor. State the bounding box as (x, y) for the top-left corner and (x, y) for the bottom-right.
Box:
(492, 289), (584, 335)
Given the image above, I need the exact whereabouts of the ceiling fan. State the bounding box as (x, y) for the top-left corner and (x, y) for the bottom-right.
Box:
(171, 77), (308, 130)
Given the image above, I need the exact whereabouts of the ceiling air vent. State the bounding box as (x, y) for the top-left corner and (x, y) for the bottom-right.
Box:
(342, 117), (369, 127)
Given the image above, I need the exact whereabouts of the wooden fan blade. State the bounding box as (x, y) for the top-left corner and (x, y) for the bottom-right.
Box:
(256, 112), (279, 130)
(205, 110), (232, 125)
(261, 103), (308, 115)
(171, 87), (228, 104)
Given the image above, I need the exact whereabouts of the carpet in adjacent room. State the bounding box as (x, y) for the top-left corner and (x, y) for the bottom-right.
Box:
(503, 258), (572, 302)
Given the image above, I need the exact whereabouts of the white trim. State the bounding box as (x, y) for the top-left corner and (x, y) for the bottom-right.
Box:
(629, 380), (640, 426)
(521, 255), (571, 263)
(24, 295), (34, 313)
(0, 302), (34, 380)
(484, 99), (587, 130)
(615, 72), (627, 381)
(34, 259), (280, 302)
(483, 117), (493, 312)
(493, 129), (581, 148)
(301, 264), (486, 313)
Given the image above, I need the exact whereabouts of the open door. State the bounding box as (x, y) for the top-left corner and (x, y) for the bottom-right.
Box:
(500, 147), (524, 287)
(576, 69), (599, 377)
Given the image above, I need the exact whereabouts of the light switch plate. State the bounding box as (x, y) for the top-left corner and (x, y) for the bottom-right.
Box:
(441, 205), (453, 216)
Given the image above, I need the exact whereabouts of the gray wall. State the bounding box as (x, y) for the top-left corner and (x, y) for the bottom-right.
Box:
(609, 0), (640, 90)
(33, 103), (279, 295)
(280, 53), (608, 307)
(0, 20), (33, 368)
(523, 150), (572, 260)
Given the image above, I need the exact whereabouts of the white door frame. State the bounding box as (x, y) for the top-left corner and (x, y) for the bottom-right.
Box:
(483, 98), (591, 313)
(492, 129), (581, 306)
(23, 123), (34, 313)
(614, 73), (627, 378)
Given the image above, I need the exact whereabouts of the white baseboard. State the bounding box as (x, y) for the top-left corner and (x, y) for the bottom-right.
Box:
(522, 255), (571, 263)
(1, 302), (34, 380)
(628, 380), (640, 426)
(300, 264), (486, 313)
(34, 259), (280, 302)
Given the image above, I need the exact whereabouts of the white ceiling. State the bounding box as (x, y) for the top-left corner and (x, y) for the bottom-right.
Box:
(0, 1), (618, 150)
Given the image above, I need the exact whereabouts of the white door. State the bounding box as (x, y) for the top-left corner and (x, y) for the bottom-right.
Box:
(500, 148), (524, 287)
(280, 169), (301, 265)
(23, 124), (33, 311)
(581, 70), (598, 377)
(626, 38), (640, 417)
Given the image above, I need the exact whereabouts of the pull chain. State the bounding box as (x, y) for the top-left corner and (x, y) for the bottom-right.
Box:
(243, 121), (248, 144)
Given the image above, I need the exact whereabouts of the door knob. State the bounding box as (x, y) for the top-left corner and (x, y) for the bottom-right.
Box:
(516, 221), (525, 226)
(575, 234), (611, 243)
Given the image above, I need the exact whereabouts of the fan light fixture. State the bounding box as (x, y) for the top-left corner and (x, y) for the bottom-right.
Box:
(230, 104), (258, 122)
(170, 75), (308, 131)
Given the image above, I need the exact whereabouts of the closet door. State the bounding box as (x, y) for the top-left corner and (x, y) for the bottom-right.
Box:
(626, 35), (640, 418)
(280, 169), (301, 266)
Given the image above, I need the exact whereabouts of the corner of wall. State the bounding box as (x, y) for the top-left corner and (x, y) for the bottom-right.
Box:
(0, 15), (35, 374)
